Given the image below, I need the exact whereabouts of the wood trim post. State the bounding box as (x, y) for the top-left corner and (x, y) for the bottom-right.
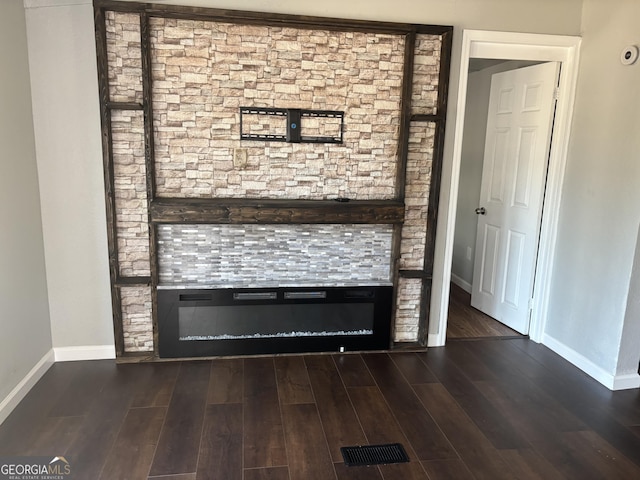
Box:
(417, 29), (453, 346)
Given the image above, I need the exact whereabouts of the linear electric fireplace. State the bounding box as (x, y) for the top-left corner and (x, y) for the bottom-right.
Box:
(158, 286), (392, 357)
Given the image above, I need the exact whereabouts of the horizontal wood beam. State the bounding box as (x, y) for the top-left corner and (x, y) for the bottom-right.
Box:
(410, 113), (443, 122)
(107, 102), (143, 110)
(399, 270), (432, 279)
(150, 198), (405, 225)
(116, 276), (152, 286)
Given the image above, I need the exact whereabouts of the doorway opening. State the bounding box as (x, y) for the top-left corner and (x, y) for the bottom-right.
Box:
(430, 30), (581, 346)
(448, 59), (558, 340)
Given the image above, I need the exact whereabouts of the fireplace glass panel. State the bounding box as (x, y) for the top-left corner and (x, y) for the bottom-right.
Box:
(178, 303), (374, 341)
(158, 286), (392, 357)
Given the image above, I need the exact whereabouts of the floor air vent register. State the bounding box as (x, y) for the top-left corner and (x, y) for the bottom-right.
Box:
(340, 443), (410, 467)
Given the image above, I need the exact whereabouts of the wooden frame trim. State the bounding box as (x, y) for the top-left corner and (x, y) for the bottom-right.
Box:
(139, 11), (160, 356)
(399, 270), (432, 279)
(150, 198), (405, 225)
(417, 29), (453, 346)
(107, 102), (143, 110)
(424, 30), (453, 275)
(94, 5), (126, 357)
(411, 113), (444, 122)
(395, 30), (417, 201)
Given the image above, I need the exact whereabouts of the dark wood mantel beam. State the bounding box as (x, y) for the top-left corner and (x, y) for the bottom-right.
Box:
(150, 198), (405, 225)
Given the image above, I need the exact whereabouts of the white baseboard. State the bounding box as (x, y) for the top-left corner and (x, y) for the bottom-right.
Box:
(542, 333), (639, 391)
(54, 345), (116, 362)
(0, 349), (55, 425)
(450, 273), (472, 293)
(427, 333), (444, 347)
(612, 373), (640, 391)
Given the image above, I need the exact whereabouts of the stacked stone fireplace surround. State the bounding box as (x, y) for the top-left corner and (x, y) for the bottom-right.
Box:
(99, 4), (448, 356)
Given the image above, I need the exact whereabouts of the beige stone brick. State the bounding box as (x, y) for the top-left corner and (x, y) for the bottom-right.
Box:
(106, 11), (143, 103)
(121, 286), (153, 353)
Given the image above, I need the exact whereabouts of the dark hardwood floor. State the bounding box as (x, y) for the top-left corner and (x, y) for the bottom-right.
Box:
(448, 282), (522, 339)
(1, 339), (640, 479)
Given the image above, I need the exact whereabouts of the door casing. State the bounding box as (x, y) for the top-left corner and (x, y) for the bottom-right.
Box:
(430, 30), (581, 346)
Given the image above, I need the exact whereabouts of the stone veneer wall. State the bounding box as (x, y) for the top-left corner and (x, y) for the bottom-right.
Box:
(111, 110), (150, 277)
(411, 35), (441, 115)
(104, 10), (443, 351)
(395, 278), (423, 341)
(149, 18), (406, 199)
(394, 122), (435, 341)
(120, 285), (153, 352)
(399, 123), (435, 269)
(107, 12), (154, 352)
(157, 224), (393, 288)
(106, 12), (143, 104)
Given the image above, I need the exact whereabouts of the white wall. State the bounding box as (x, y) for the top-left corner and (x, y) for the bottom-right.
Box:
(619, 225), (640, 380)
(544, 0), (640, 380)
(0, 0), (52, 404)
(24, 0), (114, 349)
(115, 0), (583, 30)
(23, 0), (582, 351)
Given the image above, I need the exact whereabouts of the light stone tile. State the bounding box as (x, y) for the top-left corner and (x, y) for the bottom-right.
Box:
(157, 224), (393, 288)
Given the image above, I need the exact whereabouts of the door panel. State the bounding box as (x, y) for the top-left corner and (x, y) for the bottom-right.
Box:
(512, 127), (537, 208)
(489, 128), (509, 203)
(479, 224), (500, 296)
(497, 87), (514, 113)
(522, 82), (544, 112)
(471, 62), (560, 334)
(503, 229), (525, 308)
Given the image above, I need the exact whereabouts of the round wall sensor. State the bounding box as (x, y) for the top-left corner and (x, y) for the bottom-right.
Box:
(621, 45), (639, 65)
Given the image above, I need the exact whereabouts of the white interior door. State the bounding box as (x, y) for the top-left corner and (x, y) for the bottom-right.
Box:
(471, 62), (560, 334)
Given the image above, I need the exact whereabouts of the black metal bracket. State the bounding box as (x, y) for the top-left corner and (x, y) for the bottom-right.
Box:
(240, 107), (344, 144)
(287, 109), (302, 143)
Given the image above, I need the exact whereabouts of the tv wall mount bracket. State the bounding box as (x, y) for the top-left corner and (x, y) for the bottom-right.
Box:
(239, 107), (344, 144)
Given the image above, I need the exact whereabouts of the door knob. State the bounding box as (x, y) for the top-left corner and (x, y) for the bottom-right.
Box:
(475, 207), (486, 215)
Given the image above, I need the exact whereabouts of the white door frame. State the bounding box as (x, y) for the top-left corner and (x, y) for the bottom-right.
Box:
(430, 30), (581, 346)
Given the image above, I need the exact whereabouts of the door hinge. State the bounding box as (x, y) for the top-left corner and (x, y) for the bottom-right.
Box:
(553, 87), (560, 100)
(528, 298), (534, 312)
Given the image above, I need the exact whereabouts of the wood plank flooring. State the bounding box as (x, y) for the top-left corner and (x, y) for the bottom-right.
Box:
(1, 339), (640, 479)
(448, 283), (521, 339)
